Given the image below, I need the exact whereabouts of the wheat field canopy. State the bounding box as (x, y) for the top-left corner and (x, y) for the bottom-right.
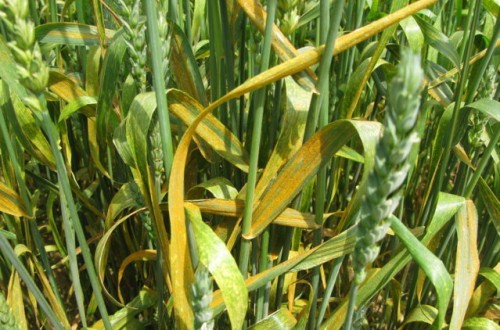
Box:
(0, 0), (498, 329)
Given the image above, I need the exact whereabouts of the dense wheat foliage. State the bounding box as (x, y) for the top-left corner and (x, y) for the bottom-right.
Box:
(0, 0), (498, 329)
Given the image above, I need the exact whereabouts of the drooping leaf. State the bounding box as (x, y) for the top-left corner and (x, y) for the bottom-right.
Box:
(105, 181), (143, 229)
(168, 90), (249, 172)
(252, 77), (311, 202)
(179, 198), (337, 230)
(248, 120), (381, 239)
(465, 98), (500, 122)
(117, 250), (157, 303)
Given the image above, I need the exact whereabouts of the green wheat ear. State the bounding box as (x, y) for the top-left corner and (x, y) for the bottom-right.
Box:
(352, 49), (424, 285)
(191, 264), (214, 330)
(0, 292), (20, 330)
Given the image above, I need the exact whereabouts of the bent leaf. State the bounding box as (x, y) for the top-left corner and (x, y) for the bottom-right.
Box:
(248, 120), (381, 239)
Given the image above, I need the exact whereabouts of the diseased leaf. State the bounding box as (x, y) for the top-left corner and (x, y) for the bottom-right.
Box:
(248, 308), (297, 329)
(0, 182), (30, 218)
(237, 0), (318, 92)
(170, 24), (208, 106)
(169, 90), (249, 172)
(185, 203), (247, 330)
(414, 15), (460, 67)
(35, 23), (115, 46)
(450, 200), (480, 329)
(248, 120), (381, 239)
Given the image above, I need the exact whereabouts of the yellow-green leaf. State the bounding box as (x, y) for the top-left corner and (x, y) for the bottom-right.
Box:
(450, 200), (480, 329)
(0, 182), (30, 218)
(185, 203), (247, 330)
(35, 23), (115, 46)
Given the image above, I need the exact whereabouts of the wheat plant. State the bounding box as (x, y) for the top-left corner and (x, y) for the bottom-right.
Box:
(0, 0), (498, 329)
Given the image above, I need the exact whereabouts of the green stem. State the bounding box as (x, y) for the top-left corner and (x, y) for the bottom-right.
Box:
(0, 92), (63, 308)
(465, 15), (500, 104)
(38, 108), (111, 329)
(255, 228), (270, 321)
(0, 235), (65, 330)
(317, 257), (344, 328)
(464, 127), (500, 198)
(344, 284), (359, 330)
(238, 0), (277, 277)
(431, 0), (481, 215)
(144, 0), (174, 178)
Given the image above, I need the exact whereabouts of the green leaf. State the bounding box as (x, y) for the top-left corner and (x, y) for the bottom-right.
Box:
(391, 215), (453, 330)
(465, 99), (500, 122)
(478, 268), (500, 293)
(478, 178), (500, 237)
(483, 0), (500, 17)
(96, 31), (127, 150)
(105, 181), (143, 229)
(187, 177), (238, 199)
(185, 203), (248, 330)
(321, 193), (465, 330)
(89, 288), (157, 329)
(58, 95), (97, 122)
(462, 317), (500, 330)
(35, 23), (115, 46)
(414, 15), (460, 67)
(113, 118), (135, 168)
(400, 16), (424, 52)
(401, 305), (438, 327)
